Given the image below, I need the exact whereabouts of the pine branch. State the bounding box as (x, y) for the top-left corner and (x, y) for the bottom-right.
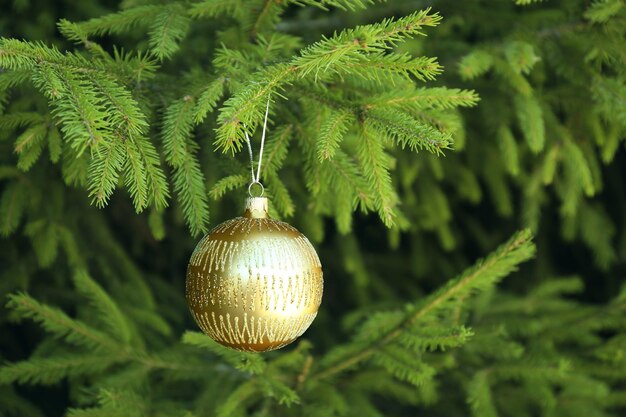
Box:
(397, 326), (474, 352)
(0, 182), (28, 236)
(366, 107), (452, 153)
(182, 331), (266, 374)
(514, 94), (545, 153)
(504, 41), (540, 75)
(293, 9), (442, 78)
(148, 4), (191, 60)
(0, 355), (117, 385)
(73, 270), (133, 344)
(68, 6), (164, 38)
(265, 171), (295, 217)
(5, 293), (123, 352)
(317, 109), (354, 161)
(194, 77), (226, 123)
(130, 135), (170, 210)
(48, 125), (62, 163)
(67, 390), (146, 417)
(358, 123), (398, 226)
(162, 97), (209, 235)
(189, 0), (243, 18)
(87, 139), (125, 208)
(497, 125), (520, 176)
(0, 112), (46, 130)
(14, 123), (48, 171)
(215, 9), (443, 152)
(467, 371), (498, 417)
(344, 53), (442, 82)
(314, 230), (535, 380)
(459, 50), (494, 80)
(371, 346), (436, 386)
(262, 124), (293, 175)
(584, 0), (624, 23)
(367, 87), (480, 111)
(122, 138), (149, 211)
(215, 64), (294, 153)
(209, 174), (248, 200)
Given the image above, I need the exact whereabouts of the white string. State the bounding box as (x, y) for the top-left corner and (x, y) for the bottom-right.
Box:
(256, 97), (270, 183)
(244, 130), (255, 183)
(243, 95), (271, 185)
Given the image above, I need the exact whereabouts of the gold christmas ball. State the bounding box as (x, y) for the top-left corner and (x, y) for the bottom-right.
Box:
(186, 196), (323, 352)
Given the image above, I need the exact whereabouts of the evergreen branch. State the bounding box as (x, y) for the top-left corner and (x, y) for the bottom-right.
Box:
(459, 50), (494, 80)
(366, 107), (452, 153)
(39, 67), (110, 151)
(266, 171), (295, 217)
(0, 182), (28, 236)
(367, 87), (480, 110)
(148, 4), (191, 60)
(84, 73), (147, 137)
(0, 68), (30, 90)
(288, 0), (381, 11)
(371, 346), (436, 386)
(564, 139), (595, 197)
(163, 97), (209, 235)
(293, 9), (442, 78)
(215, 64), (294, 153)
(467, 371), (498, 417)
(5, 293), (122, 352)
(314, 230), (535, 380)
(189, 0), (242, 18)
(345, 53), (442, 82)
(216, 9), (442, 152)
(47, 125), (62, 163)
(67, 389), (146, 417)
(163, 97), (199, 166)
(504, 41), (540, 75)
(129, 136), (170, 210)
(251, 0), (280, 37)
(0, 112), (46, 130)
(14, 123), (48, 171)
(194, 77), (226, 123)
(87, 139), (125, 208)
(216, 382), (258, 417)
(69, 6), (164, 38)
(584, 0), (624, 23)
(209, 174), (248, 200)
(317, 109), (354, 161)
(182, 331), (266, 374)
(172, 151), (210, 236)
(514, 94), (545, 153)
(263, 124), (293, 174)
(326, 151), (373, 209)
(358, 123), (398, 226)
(0, 355), (118, 385)
(73, 270), (133, 344)
(123, 138), (149, 211)
(497, 125), (520, 176)
(397, 326), (475, 352)
(0, 38), (115, 77)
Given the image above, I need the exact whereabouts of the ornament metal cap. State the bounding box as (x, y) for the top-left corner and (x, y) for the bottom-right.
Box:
(244, 196), (269, 219)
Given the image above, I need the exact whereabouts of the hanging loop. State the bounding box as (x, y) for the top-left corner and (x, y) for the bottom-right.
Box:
(248, 181), (265, 198)
(243, 95), (271, 188)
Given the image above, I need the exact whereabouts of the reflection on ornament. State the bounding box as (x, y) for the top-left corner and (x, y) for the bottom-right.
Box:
(186, 197), (323, 352)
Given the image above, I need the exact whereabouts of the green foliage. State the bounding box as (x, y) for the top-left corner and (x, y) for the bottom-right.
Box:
(1, 0), (625, 416)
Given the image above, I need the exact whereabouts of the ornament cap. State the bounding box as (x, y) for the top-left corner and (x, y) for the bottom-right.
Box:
(244, 197), (269, 219)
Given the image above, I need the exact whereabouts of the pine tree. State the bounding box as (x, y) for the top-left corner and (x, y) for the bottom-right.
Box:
(1, 1), (625, 416)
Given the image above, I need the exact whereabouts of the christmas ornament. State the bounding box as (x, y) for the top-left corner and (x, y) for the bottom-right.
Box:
(186, 98), (323, 352)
